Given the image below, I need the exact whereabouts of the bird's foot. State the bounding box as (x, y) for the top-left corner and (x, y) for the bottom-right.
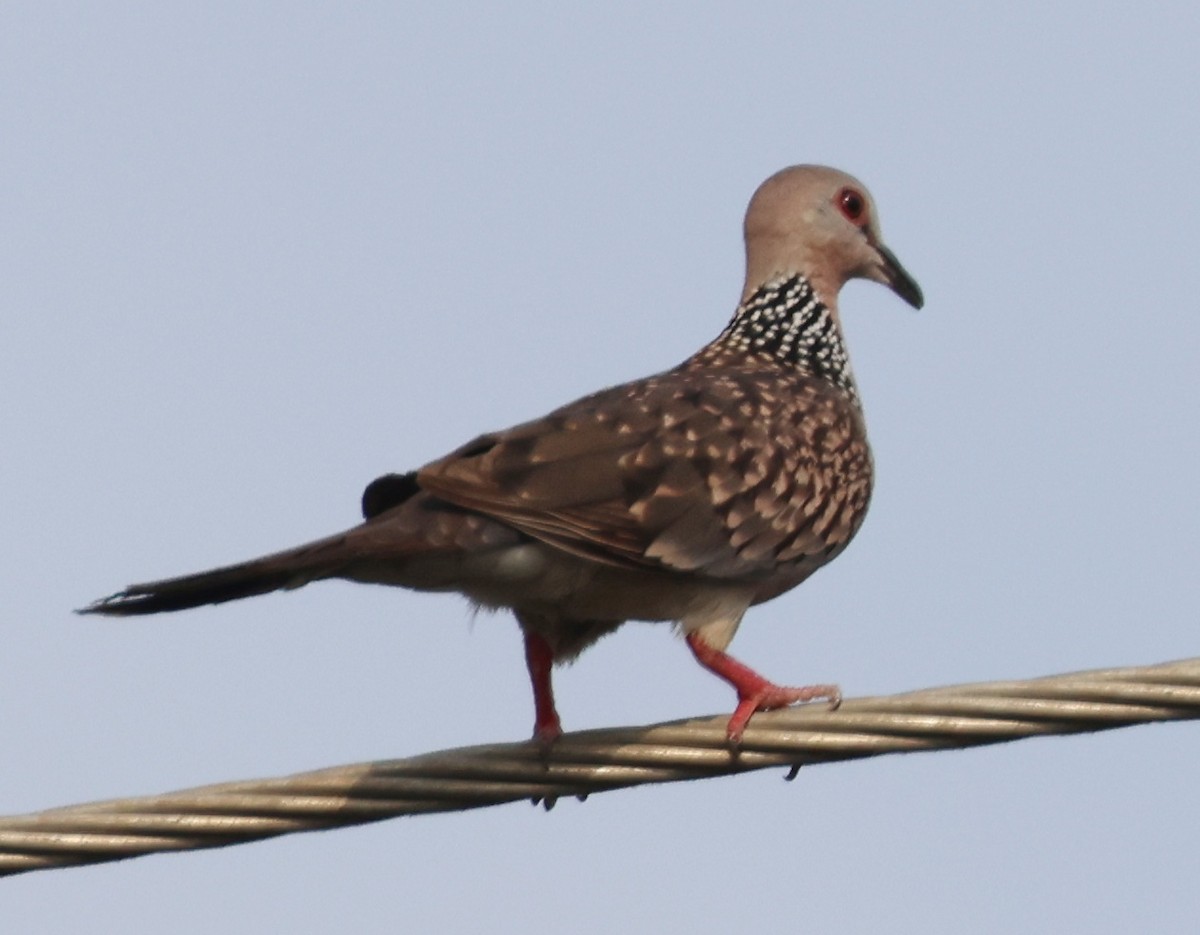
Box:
(725, 679), (841, 744)
(531, 712), (563, 749)
(684, 632), (840, 745)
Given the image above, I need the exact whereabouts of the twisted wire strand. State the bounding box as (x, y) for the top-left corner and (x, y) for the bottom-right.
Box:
(2, 656), (1197, 877)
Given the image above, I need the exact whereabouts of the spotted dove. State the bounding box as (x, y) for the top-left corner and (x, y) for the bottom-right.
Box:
(83, 165), (923, 744)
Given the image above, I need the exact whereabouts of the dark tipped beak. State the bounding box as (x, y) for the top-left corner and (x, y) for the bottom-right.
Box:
(875, 243), (924, 309)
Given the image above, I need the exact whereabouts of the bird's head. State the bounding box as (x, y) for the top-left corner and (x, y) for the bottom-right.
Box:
(742, 165), (923, 310)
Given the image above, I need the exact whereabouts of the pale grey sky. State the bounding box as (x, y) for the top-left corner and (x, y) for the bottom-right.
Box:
(4, 4), (1199, 932)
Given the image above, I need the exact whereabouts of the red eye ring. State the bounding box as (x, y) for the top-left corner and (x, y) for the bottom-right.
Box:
(837, 187), (867, 223)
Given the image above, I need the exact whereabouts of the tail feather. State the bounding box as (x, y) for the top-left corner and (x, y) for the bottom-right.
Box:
(79, 533), (355, 617)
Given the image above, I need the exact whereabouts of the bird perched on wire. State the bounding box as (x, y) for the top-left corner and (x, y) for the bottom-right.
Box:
(82, 165), (923, 744)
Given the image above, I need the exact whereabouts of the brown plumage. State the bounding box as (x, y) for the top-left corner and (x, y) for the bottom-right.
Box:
(82, 165), (923, 743)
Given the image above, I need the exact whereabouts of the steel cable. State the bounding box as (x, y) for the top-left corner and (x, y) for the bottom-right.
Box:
(2, 656), (1197, 877)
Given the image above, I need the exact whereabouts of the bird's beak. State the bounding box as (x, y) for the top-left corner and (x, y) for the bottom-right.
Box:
(873, 242), (924, 309)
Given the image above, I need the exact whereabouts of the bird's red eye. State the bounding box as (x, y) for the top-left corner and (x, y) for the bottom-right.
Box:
(838, 188), (866, 223)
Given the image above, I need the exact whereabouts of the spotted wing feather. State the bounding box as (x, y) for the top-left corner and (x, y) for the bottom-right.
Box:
(415, 367), (872, 584)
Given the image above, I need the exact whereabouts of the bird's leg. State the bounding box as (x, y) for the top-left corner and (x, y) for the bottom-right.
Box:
(685, 632), (840, 744)
(522, 630), (563, 746)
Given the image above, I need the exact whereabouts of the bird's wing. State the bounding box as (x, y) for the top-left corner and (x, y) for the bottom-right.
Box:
(407, 368), (870, 580)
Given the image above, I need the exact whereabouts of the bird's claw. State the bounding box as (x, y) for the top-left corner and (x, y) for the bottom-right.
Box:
(725, 681), (842, 745)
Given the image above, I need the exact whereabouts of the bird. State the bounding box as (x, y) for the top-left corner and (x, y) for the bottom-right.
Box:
(82, 165), (923, 745)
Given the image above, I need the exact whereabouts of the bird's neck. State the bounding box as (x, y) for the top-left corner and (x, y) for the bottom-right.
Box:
(690, 274), (858, 400)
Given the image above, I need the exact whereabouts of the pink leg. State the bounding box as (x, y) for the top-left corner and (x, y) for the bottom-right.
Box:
(523, 630), (563, 745)
(685, 632), (840, 744)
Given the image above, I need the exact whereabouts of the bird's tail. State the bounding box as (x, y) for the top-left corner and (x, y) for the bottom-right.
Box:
(79, 531), (357, 617)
